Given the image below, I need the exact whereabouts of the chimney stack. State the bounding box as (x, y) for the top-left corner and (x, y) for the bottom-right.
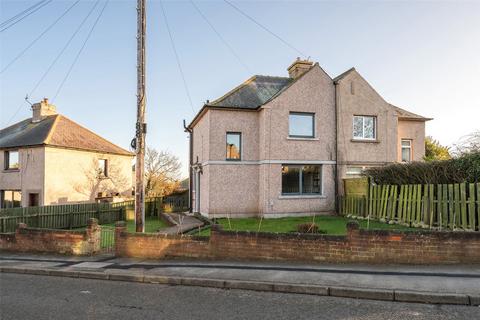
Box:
(287, 57), (314, 79)
(32, 98), (57, 123)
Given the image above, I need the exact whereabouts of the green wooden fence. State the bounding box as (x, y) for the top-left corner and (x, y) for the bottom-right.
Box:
(0, 194), (189, 233)
(340, 183), (480, 231)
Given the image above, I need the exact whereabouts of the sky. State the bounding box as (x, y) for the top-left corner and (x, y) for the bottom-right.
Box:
(1, 0), (479, 177)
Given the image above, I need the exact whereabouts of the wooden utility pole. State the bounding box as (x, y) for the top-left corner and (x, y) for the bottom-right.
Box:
(135, 0), (146, 232)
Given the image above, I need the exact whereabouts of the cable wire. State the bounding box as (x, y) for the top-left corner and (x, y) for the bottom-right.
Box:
(223, 0), (306, 57)
(30, 0), (102, 97)
(0, 0), (48, 28)
(52, 0), (109, 102)
(160, 0), (196, 114)
(0, 0), (52, 32)
(189, 0), (251, 75)
(0, 0), (81, 74)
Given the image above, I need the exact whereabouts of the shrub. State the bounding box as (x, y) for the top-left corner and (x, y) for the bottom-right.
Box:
(296, 223), (319, 234)
(364, 151), (480, 185)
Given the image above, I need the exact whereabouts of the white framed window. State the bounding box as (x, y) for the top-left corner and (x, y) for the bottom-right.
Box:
(289, 112), (315, 138)
(281, 165), (322, 195)
(353, 116), (376, 140)
(4, 150), (19, 170)
(401, 139), (412, 162)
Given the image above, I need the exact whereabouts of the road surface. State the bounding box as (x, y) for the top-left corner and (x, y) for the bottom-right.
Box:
(0, 273), (477, 320)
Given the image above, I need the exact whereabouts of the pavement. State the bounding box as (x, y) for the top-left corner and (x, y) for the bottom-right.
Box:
(0, 252), (479, 306)
(157, 212), (204, 234)
(2, 273), (478, 320)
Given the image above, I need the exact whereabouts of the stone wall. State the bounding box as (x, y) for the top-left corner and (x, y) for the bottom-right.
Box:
(115, 221), (480, 265)
(0, 218), (100, 255)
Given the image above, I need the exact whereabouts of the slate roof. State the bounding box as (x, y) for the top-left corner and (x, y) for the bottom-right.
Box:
(0, 114), (134, 156)
(208, 75), (293, 109)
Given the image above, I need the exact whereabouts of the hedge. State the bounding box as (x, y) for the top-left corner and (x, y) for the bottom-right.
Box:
(364, 152), (480, 185)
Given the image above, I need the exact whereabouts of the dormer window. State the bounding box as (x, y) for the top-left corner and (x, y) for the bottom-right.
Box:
(4, 150), (19, 170)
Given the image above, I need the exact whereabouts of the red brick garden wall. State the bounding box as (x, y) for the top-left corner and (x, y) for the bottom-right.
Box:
(0, 218), (100, 255)
(115, 222), (480, 264)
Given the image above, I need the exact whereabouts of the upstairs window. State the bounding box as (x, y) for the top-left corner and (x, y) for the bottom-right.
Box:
(282, 165), (322, 195)
(353, 116), (376, 140)
(289, 112), (315, 138)
(98, 159), (108, 177)
(4, 150), (19, 170)
(226, 132), (241, 160)
(401, 139), (412, 162)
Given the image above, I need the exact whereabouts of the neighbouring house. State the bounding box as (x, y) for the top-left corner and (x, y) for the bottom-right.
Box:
(0, 98), (134, 208)
(186, 59), (431, 218)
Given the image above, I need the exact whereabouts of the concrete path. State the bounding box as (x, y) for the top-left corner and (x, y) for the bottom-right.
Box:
(158, 212), (204, 234)
(0, 253), (479, 306)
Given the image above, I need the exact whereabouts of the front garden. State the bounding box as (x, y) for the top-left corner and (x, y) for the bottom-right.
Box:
(190, 215), (417, 236)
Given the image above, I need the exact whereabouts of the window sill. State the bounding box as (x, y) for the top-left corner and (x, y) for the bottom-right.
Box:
(2, 169), (20, 173)
(279, 194), (326, 200)
(287, 137), (319, 141)
(350, 139), (380, 143)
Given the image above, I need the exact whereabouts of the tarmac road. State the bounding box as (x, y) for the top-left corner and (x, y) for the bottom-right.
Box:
(0, 273), (478, 320)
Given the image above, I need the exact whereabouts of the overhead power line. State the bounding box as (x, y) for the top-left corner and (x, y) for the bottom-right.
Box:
(52, 0), (110, 102)
(223, 0), (306, 58)
(189, 0), (251, 74)
(30, 0), (102, 97)
(160, 0), (196, 114)
(0, 0), (81, 74)
(0, 0), (52, 32)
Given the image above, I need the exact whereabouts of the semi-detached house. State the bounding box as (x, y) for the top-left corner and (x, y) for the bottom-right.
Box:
(186, 59), (431, 218)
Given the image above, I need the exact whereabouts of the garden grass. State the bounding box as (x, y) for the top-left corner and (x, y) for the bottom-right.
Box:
(195, 215), (417, 236)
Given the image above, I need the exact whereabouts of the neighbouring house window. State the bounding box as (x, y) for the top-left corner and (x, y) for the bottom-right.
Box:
(98, 159), (108, 177)
(401, 139), (412, 162)
(289, 112), (315, 138)
(4, 150), (19, 170)
(353, 116), (376, 140)
(0, 190), (22, 208)
(226, 132), (241, 160)
(282, 165), (322, 195)
(346, 167), (363, 176)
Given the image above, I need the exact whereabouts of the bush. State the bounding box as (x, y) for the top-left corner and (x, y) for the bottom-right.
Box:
(364, 152), (480, 185)
(296, 223), (319, 234)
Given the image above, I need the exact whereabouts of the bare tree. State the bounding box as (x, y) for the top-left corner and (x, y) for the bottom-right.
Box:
(73, 158), (130, 201)
(451, 131), (480, 156)
(145, 147), (182, 197)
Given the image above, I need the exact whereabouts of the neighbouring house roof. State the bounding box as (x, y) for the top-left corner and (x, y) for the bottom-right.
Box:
(208, 75), (293, 109)
(390, 104), (432, 121)
(0, 114), (134, 156)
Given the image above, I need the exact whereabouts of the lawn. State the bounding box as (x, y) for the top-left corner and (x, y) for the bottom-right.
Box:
(194, 215), (417, 236)
(101, 216), (169, 233)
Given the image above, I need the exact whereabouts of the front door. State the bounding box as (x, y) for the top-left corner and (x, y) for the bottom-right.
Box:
(28, 193), (39, 207)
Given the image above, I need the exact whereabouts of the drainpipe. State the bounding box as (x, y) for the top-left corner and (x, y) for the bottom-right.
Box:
(334, 82), (339, 214)
(183, 120), (193, 213)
